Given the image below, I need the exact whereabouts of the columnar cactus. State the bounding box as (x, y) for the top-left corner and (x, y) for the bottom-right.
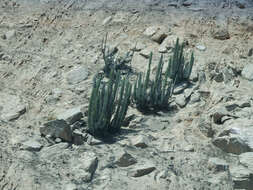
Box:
(132, 53), (175, 112)
(88, 71), (132, 137)
(167, 38), (194, 83)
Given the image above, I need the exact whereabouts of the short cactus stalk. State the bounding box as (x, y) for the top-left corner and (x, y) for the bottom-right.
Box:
(167, 38), (194, 83)
(132, 52), (175, 112)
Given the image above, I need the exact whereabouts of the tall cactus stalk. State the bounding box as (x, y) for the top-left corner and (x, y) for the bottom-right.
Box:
(88, 71), (132, 137)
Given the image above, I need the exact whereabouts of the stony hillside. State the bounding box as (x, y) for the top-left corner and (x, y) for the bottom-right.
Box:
(1, 0), (253, 189)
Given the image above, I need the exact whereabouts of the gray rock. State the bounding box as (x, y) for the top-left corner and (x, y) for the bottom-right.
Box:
(66, 66), (89, 85)
(40, 120), (72, 142)
(56, 106), (83, 125)
(131, 135), (149, 148)
(212, 119), (253, 154)
(116, 151), (137, 167)
(230, 165), (253, 190)
(69, 152), (98, 183)
(208, 157), (229, 172)
(72, 129), (85, 145)
(242, 64), (253, 81)
(21, 140), (43, 152)
(128, 164), (156, 177)
(143, 26), (158, 37)
(143, 26), (168, 44)
(40, 143), (69, 160)
(173, 82), (188, 94)
(189, 92), (201, 104)
(239, 152), (253, 170)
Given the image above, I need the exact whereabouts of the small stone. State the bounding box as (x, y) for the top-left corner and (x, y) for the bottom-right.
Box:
(55, 138), (62, 143)
(143, 26), (158, 37)
(3, 30), (16, 40)
(40, 120), (72, 142)
(196, 45), (206, 51)
(189, 92), (200, 104)
(131, 135), (149, 148)
(102, 16), (112, 25)
(21, 140), (42, 151)
(66, 66), (89, 85)
(173, 82), (188, 94)
(212, 28), (230, 40)
(182, 0), (192, 6)
(72, 129), (85, 145)
(116, 151), (137, 167)
(129, 164), (156, 177)
(208, 157), (229, 172)
(175, 94), (187, 108)
(214, 73), (224, 83)
(241, 64), (253, 81)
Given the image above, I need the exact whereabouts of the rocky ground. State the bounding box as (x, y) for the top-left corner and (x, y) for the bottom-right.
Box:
(1, 0), (253, 189)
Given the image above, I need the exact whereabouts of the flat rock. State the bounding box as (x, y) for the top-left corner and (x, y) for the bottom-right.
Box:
(239, 152), (253, 170)
(69, 152), (98, 183)
(56, 106), (83, 125)
(66, 66), (89, 85)
(230, 165), (253, 190)
(212, 119), (253, 154)
(21, 140), (43, 152)
(131, 135), (149, 148)
(128, 164), (156, 177)
(208, 157), (229, 172)
(0, 93), (26, 121)
(241, 64), (253, 81)
(40, 120), (72, 142)
(40, 143), (69, 160)
(116, 151), (137, 167)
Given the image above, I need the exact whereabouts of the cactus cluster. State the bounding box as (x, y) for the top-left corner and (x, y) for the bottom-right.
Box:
(167, 38), (194, 83)
(88, 37), (194, 137)
(88, 71), (132, 137)
(133, 53), (175, 112)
